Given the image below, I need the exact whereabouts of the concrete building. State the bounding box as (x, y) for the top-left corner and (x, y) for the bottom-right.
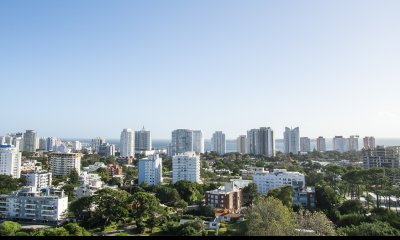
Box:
(171, 129), (193, 156)
(120, 129), (134, 158)
(363, 136), (376, 150)
(0, 145), (21, 178)
(253, 169), (305, 195)
(107, 164), (123, 178)
(240, 166), (266, 177)
(284, 127), (300, 154)
(0, 186), (68, 224)
(172, 152), (201, 183)
(348, 135), (359, 151)
(193, 130), (204, 154)
(49, 153), (81, 177)
(138, 154), (163, 186)
(236, 135), (247, 154)
(83, 162), (106, 173)
(333, 136), (346, 153)
(246, 127), (275, 157)
(135, 127), (152, 151)
(205, 184), (242, 213)
(76, 172), (117, 198)
(300, 137), (311, 153)
(316, 137), (326, 152)
(39, 138), (47, 151)
(24, 171), (52, 189)
(98, 143), (115, 157)
(91, 137), (105, 154)
(211, 131), (226, 156)
(72, 141), (82, 151)
(362, 145), (400, 169)
(23, 130), (38, 153)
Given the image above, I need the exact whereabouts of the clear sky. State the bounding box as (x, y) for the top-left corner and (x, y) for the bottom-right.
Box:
(1, 0), (400, 139)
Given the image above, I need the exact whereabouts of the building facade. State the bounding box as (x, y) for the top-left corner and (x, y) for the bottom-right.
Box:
(363, 136), (376, 150)
(138, 154), (163, 186)
(24, 171), (52, 189)
(253, 169), (305, 195)
(120, 129), (134, 158)
(50, 153), (81, 177)
(284, 127), (300, 154)
(211, 131), (226, 155)
(236, 135), (247, 154)
(172, 152), (201, 183)
(0, 186), (68, 224)
(348, 135), (359, 151)
(316, 136), (326, 152)
(0, 145), (21, 178)
(171, 129), (193, 156)
(246, 127), (275, 157)
(192, 130), (204, 154)
(23, 130), (38, 153)
(300, 137), (311, 153)
(135, 127), (152, 151)
(362, 146), (400, 169)
(98, 143), (116, 157)
(333, 136), (346, 153)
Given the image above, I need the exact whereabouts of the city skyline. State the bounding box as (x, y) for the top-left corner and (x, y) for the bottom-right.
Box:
(1, 0), (400, 139)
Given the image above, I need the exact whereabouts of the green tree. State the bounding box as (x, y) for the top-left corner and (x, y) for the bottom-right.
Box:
(63, 223), (91, 236)
(294, 210), (336, 236)
(177, 219), (207, 236)
(69, 196), (94, 222)
(338, 200), (365, 215)
(337, 221), (400, 236)
(267, 185), (293, 208)
(244, 196), (296, 236)
(242, 183), (259, 206)
(43, 227), (70, 236)
(96, 167), (110, 183)
(91, 188), (131, 226)
(61, 184), (76, 201)
(0, 175), (20, 194)
(68, 168), (80, 186)
(0, 221), (22, 236)
(129, 192), (163, 222)
(154, 186), (181, 206)
(174, 180), (203, 204)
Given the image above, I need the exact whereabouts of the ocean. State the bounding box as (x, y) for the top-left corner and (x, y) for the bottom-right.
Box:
(63, 138), (400, 153)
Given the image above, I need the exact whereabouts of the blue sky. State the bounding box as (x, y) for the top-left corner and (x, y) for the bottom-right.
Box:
(1, 0), (400, 139)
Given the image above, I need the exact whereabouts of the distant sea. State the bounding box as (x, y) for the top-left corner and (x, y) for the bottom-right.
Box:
(62, 138), (400, 153)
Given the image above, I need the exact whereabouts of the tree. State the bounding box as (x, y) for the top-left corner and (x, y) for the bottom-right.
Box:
(63, 223), (91, 236)
(108, 177), (122, 187)
(96, 167), (110, 183)
(129, 192), (163, 222)
(338, 200), (365, 215)
(315, 185), (340, 214)
(91, 188), (131, 227)
(174, 180), (203, 204)
(0, 221), (22, 236)
(294, 210), (336, 236)
(0, 175), (20, 195)
(69, 196), (94, 222)
(337, 221), (400, 236)
(62, 184), (76, 201)
(267, 186), (293, 208)
(244, 196), (296, 236)
(68, 168), (80, 186)
(177, 219), (207, 236)
(154, 186), (181, 206)
(242, 183), (259, 206)
(43, 227), (70, 236)
(198, 204), (215, 217)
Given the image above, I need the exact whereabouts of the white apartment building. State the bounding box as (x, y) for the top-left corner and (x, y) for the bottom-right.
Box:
(76, 172), (117, 198)
(172, 152), (201, 183)
(236, 135), (247, 154)
(240, 166), (266, 177)
(211, 131), (226, 155)
(83, 162), (107, 173)
(171, 129), (193, 156)
(300, 137), (311, 153)
(253, 169), (305, 195)
(0, 145), (21, 178)
(24, 171), (52, 189)
(193, 130), (204, 154)
(284, 127), (300, 154)
(138, 154), (163, 186)
(0, 186), (68, 224)
(50, 153), (81, 177)
(73, 141), (82, 151)
(348, 135), (359, 151)
(135, 127), (152, 151)
(120, 129), (134, 157)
